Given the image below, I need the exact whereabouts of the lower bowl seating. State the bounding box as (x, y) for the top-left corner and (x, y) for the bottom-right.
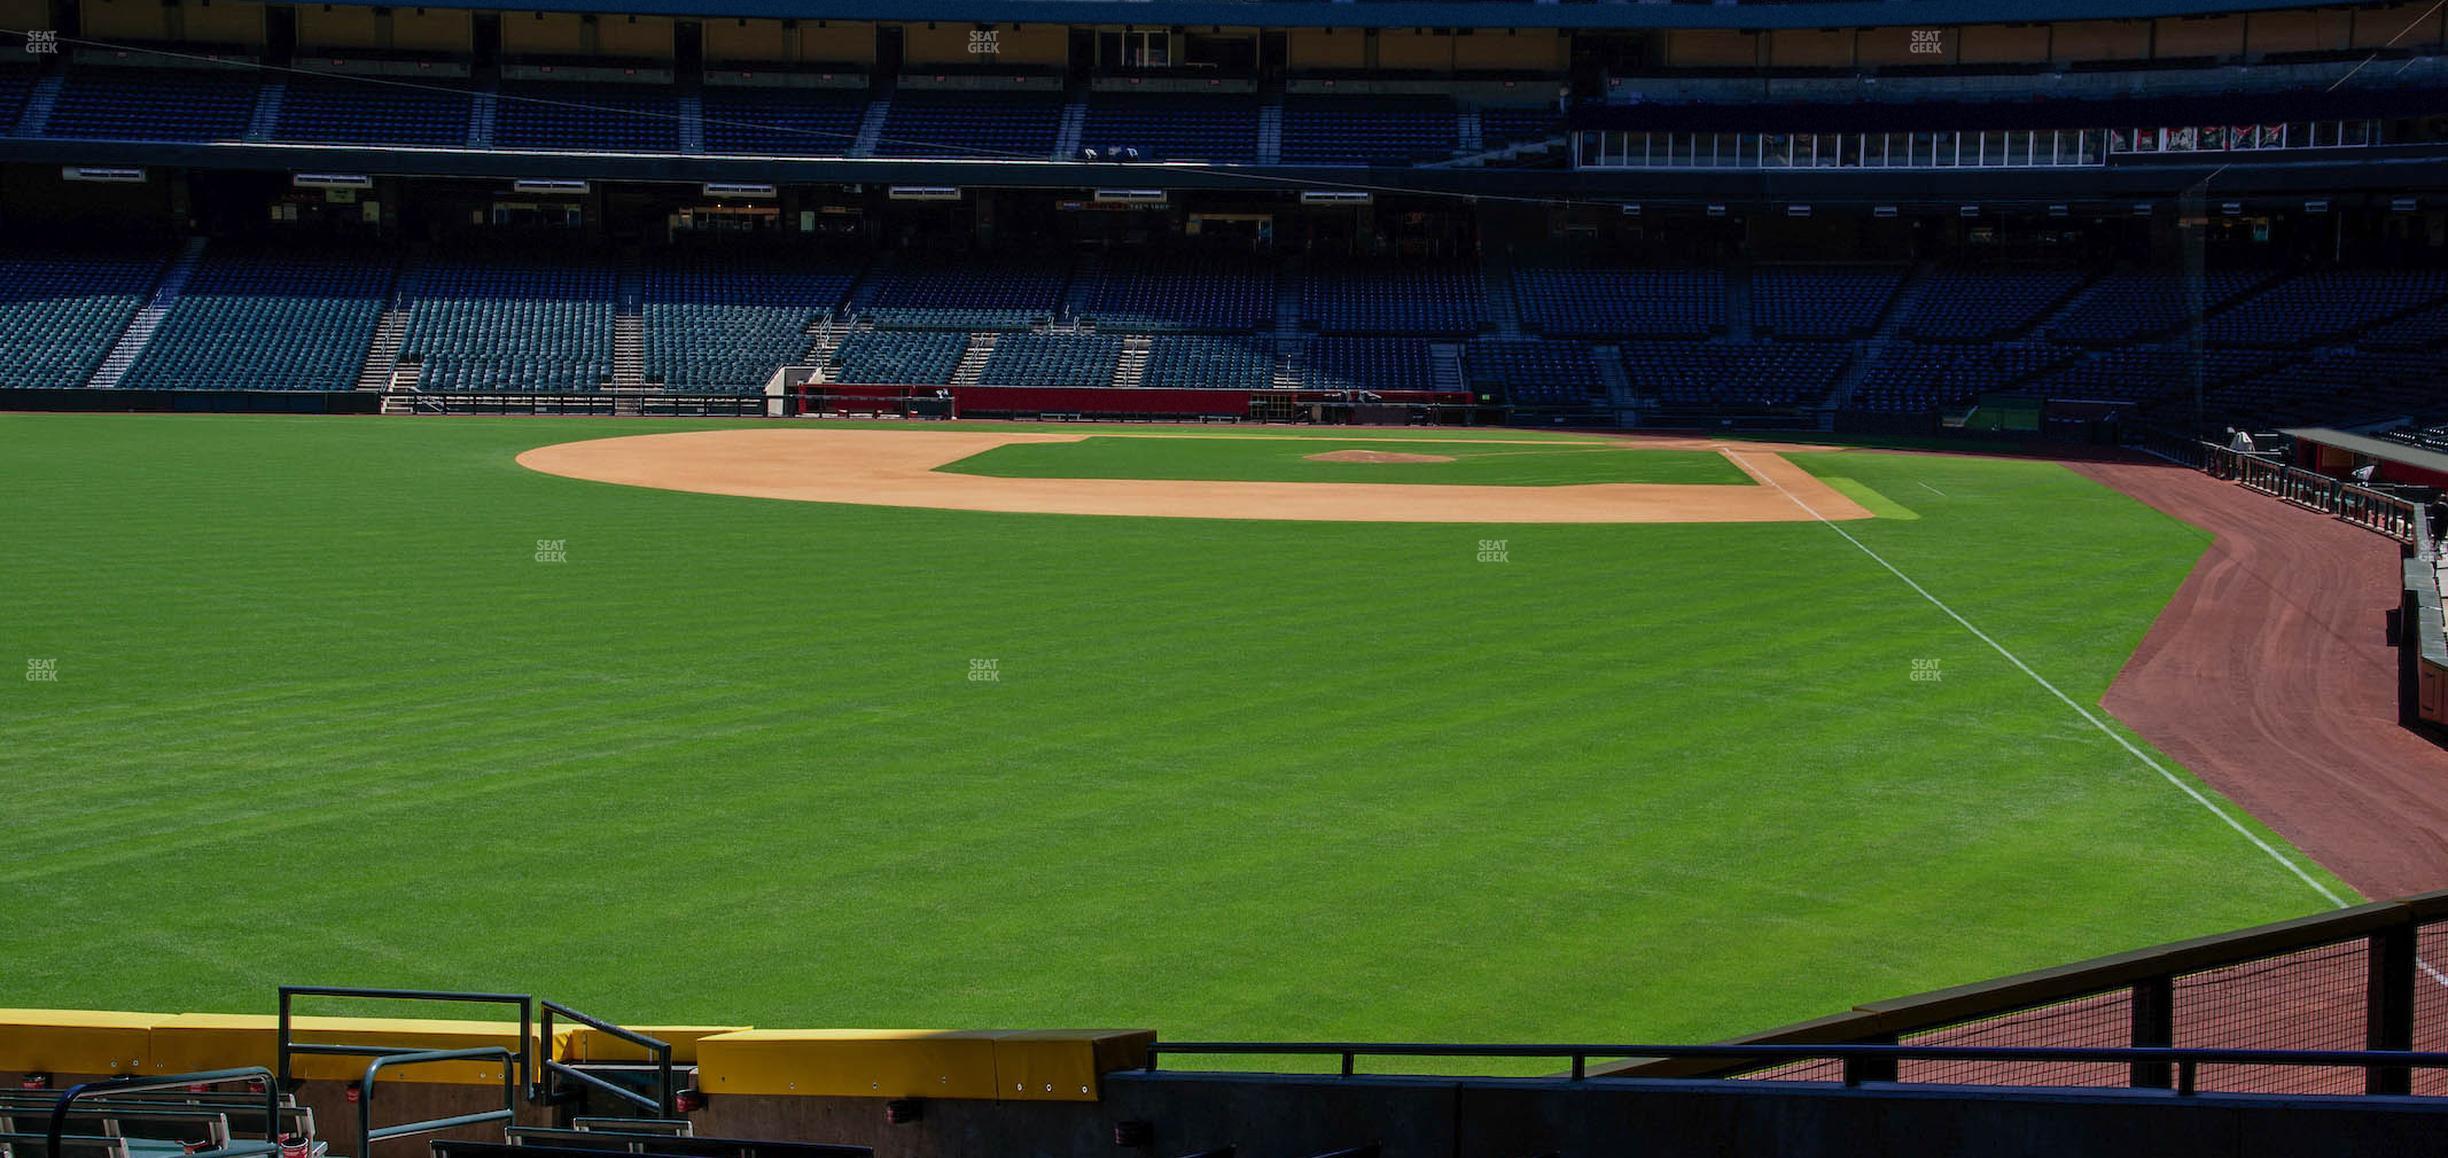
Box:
(829, 331), (967, 385)
(399, 252), (615, 392)
(0, 244), (167, 387)
(1143, 336), (1273, 390)
(119, 244), (395, 391)
(978, 333), (1122, 388)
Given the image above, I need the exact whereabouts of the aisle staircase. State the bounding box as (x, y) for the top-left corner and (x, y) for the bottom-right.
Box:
(244, 81), (286, 141)
(1112, 335), (1151, 389)
(86, 237), (208, 388)
(12, 71), (62, 137)
(1054, 97), (1087, 160)
(952, 332), (997, 385)
(850, 96), (891, 159)
(1255, 103), (1283, 165)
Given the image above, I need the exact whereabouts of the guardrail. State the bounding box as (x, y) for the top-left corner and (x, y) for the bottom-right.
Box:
(357, 1048), (518, 1155)
(1591, 890), (2448, 1096)
(2148, 437), (2425, 545)
(277, 986), (533, 1097)
(45, 1068), (283, 1158)
(1142, 1041), (2448, 1096)
(539, 1001), (674, 1118)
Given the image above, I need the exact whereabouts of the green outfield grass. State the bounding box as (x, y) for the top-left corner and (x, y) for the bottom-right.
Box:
(0, 414), (2349, 1049)
(938, 435), (1753, 486)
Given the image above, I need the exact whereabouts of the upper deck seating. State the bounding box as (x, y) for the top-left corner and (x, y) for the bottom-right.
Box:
(47, 67), (257, 140)
(700, 86), (866, 156)
(1080, 93), (1260, 164)
(873, 91), (1064, 160)
(494, 83), (681, 152)
(274, 75), (472, 146)
(1279, 96), (1459, 165)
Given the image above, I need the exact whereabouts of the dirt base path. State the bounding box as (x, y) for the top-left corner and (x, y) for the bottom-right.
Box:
(2070, 457), (2448, 899)
(516, 428), (1871, 525)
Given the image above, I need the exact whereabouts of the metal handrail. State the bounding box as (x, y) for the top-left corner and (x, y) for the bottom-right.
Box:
(44, 1068), (282, 1158)
(539, 1001), (675, 1118)
(278, 986), (533, 1096)
(1143, 1041), (2448, 1094)
(357, 1047), (517, 1153)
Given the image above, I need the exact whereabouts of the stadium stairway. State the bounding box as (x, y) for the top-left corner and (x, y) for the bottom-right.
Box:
(1063, 248), (1101, 322)
(1256, 102), (1282, 165)
(1482, 257), (1523, 339)
(849, 94), (890, 159)
(800, 311), (847, 369)
(243, 81), (284, 142)
(1723, 263), (1754, 343)
(87, 237), (206, 388)
(1430, 342), (1465, 394)
(613, 251), (646, 388)
(11, 71), (60, 137)
(1112, 334), (1151, 388)
(468, 88), (497, 149)
(1456, 108), (1483, 154)
(1055, 96), (1086, 160)
(677, 92), (704, 155)
(1595, 343), (1634, 408)
(353, 252), (415, 391)
(952, 332), (996, 385)
(1823, 261), (1938, 413)
(356, 308), (410, 391)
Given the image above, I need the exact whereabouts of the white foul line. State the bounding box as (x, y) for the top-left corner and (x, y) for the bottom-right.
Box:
(1917, 482), (1949, 497)
(1726, 453), (2349, 909)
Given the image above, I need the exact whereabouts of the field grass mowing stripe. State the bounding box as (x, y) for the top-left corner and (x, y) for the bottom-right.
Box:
(1727, 452), (2350, 910)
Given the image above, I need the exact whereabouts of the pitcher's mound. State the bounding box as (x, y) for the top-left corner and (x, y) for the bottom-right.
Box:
(1306, 449), (1454, 464)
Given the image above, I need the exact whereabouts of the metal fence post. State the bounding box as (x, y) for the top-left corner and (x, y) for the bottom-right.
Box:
(1842, 1033), (1899, 1086)
(2130, 977), (2175, 1089)
(2367, 924), (2417, 1095)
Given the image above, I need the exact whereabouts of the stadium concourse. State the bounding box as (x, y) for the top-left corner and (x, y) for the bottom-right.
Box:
(17, 0), (2448, 1151)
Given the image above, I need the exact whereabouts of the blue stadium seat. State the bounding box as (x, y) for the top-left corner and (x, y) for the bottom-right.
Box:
(641, 247), (860, 391)
(119, 242), (394, 391)
(1280, 96), (1459, 165)
(874, 91), (1063, 160)
(47, 67), (258, 141)
(1515, 267), (1724, 339)
(1302, 260), (1484, 335)
(493, 83), (680, 153)
(1086, 253), (1273, 332)
(0, 244), (166, 388)
(700, 86), (866, 156)
(274, 75), (471, 147)
(1467, 339), (1602, 404)
(400, 250), (615, 392)
(978, 332), (1121, 387)
(1301, 336), (1434, 392)
(1080, 93), (1260, 164)
(829, 330), (967, 385)
(1143, 335), (1273, 390)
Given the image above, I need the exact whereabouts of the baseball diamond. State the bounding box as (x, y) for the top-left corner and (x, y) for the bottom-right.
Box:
(10, 0), (2448, 1150)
